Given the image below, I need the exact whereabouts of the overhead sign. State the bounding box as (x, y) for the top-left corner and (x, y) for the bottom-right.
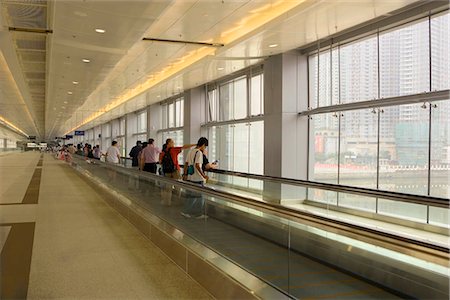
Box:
(66, 135), (73, 139)
(27, 143), (37, 148)
(74, 130), (85, 136)
(28, 136), (36, 140)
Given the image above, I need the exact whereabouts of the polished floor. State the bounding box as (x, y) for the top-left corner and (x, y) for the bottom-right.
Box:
(0, 151), (212, 299)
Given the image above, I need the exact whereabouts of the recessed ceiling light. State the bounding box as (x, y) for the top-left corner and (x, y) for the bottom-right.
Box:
(63, 101), (68, 104)
(62, 106), (66, 109)
(95, 28), (106, 33)
(217, 67), (224, 71)
(157, 95), (161, 98)
(269, 44), (278, 48)
(67, 91), (73, 95)
(82, 59), (90, 63)
(72, 81), (79, 84)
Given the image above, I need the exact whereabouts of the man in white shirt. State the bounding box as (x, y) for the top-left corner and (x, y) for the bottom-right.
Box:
(181, 137), (209, 219)
(105, 141), (121, 164)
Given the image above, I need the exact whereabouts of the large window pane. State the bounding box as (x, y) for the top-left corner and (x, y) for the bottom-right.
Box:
(430, 100), (450, 198)
(250, 74), (263, 116)
(208, 89), (218, 122)
(234, 77), (247, 119)
(309, 113), (339, 183)
(219, 83), (233, 121)
(137, 111), (147, 133)
(161, 105), (167, 129)
(168, 103), (175, 128)
(308, 54), (318, 108)
(233, 123), (249, 172)
(379, 104), (429, 195)
(208, 121), (264, 174)
(380, 19), (429, 98)
(340, 36), (378, 104)
(431, 12), (450, 91)
(318, 50), (331, 107)
(249, 121), (264, 175)
(339, 109), (378, 189)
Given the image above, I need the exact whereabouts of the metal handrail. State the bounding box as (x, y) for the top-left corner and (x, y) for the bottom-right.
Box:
(83, 153), (449, 208)
(71, 156), (450, 265)
(205, 168), (450, 208)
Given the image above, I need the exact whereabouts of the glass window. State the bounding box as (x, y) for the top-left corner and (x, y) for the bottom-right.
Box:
(104, 123), (111, 138)
(249, 121), (264, 174)
(175, 99), (184, 127)
(168, 103), (175, 128)
(380, 18), (430, 98)
(340, 36), (378, 103)
(250, 74), (264, 116)
(119, 118), (125, 136)
(233, 123), (250, 172)
(161, 104), (168, 129)
(309, 113), (339, 184)
(308, 53), (318, 108)
(137, 111), (147, 133)
(219, 82), (233, 121)
(233, 77), (247, 119)
(431, 12), (450, 91)
(207, 121), (264, 174)
(339, 109), (378, 189)
(430, 100), (450, 198)
(378, 104), (429, 195)
(318, 50), (331, 107)
(208, 89), (218, 122)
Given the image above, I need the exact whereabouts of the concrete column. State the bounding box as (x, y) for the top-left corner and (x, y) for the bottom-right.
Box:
(263, 51), (308, 203)
(264, 51), (308, 179)
(184, 86), (204, 145)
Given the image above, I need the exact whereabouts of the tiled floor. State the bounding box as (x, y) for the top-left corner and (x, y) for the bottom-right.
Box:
(1, 152), (212, 299)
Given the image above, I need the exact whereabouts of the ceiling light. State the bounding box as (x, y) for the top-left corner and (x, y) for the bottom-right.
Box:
(217, 67), (224, 71)
(67, 91), (73, 95)
(82, 59), (90, 63)
(62, 106), (66, 109)
(95, 28), (106, 33)
(64, 101), (68, 104)
(269, 44), (278, 48)
(72, 81), (79, 84)
(64, 0), (307, 135)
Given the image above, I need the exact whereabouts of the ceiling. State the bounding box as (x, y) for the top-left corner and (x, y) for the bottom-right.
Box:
(0, 0), (429, 140)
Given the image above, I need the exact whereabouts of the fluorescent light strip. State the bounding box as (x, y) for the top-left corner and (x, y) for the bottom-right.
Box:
(0, 116), (29, 137)
(0, 52), (37, 136)
(66, 0), (306, 134)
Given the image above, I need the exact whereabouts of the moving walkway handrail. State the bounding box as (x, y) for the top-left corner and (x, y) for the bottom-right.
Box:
(73, 157), (449, 264)
(96, 154), (448, 207)
(206, 168), (450, 208)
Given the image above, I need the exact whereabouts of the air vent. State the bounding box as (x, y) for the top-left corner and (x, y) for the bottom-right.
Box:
(19, 51), (45, 62)
(6, 4), (47, 29)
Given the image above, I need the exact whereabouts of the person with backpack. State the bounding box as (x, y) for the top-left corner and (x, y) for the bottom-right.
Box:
(159, 138), (195, 205)
(129, 140), (142, 167)
(159, 138), (195, 179)
(181, 137), (209, 219)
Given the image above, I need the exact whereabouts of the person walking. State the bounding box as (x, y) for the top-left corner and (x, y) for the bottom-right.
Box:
(105, 141), (121, 164)
(159, 138), (195, 205)
(141, 138), (161, 173)
(181, 137), (209, 219)
(129, 141), (142, 167)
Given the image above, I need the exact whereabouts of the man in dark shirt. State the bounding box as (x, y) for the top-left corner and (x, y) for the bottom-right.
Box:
(129, 141), (142, 167)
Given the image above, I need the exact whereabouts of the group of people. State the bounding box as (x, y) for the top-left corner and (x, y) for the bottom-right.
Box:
(129, 137), (217, 218)
(128, 137), (217, 180)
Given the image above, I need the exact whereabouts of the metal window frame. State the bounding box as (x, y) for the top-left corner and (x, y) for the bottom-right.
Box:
(305, 4), (450, 199)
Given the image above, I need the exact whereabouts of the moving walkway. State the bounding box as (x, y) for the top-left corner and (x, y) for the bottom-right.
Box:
(70, 155), (449, 299)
